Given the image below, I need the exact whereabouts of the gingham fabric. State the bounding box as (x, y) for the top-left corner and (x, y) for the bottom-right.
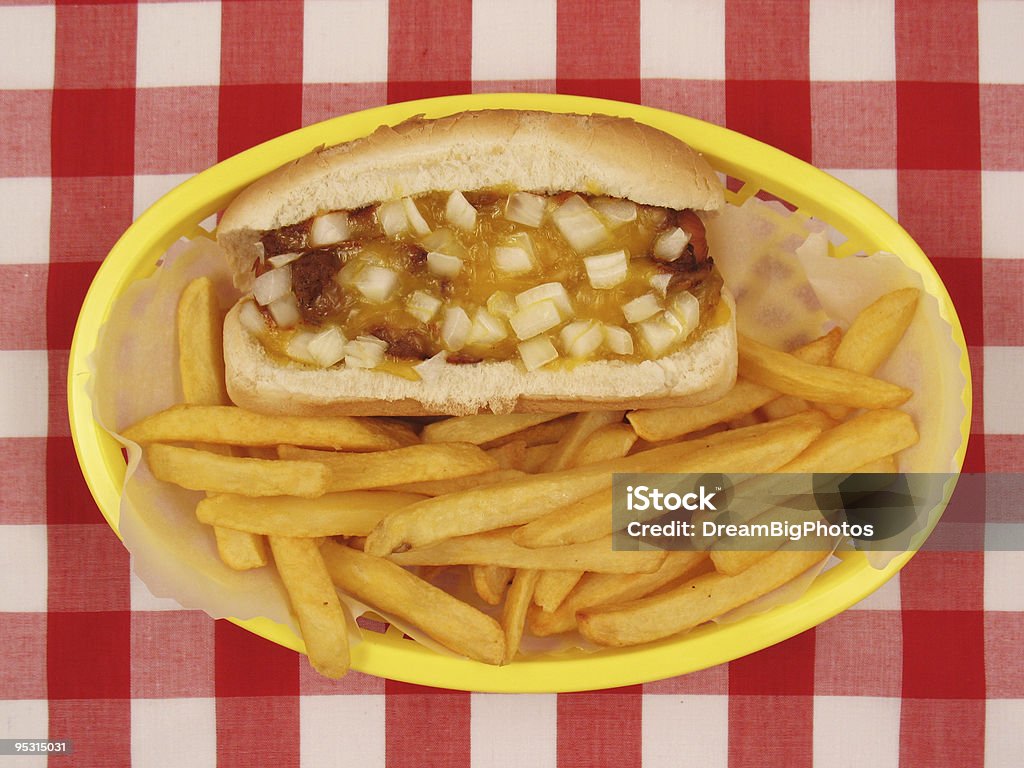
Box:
(1, 1), (1022, 766)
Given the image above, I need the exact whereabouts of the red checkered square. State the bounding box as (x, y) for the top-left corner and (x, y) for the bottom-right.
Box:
(983, 258), (1024, 345)
(48, 349), (73, 438)
(47, 262), (103, 350)
(0, 612), (47, 698)
(471, 80), (558, 96)
(49, 177), (133, 264)
(641, 80), (727, 126)
(130, 611), (214, 698)
(726, 0), (808, 80)
(134, 86), (219, 174)
(217, 696), (300, 768)
(387, 0), (472, 86)
(217, 83), (303, 162)
(985, 611), (1024, 697)
(47, 436), (107, 526)
(299, 661), (385, 695)
(54, 2), (136, 89)
(385, 682), (472, 767)
(642, 661), (729, 695)
(0, 265), (47, 349)
(986, 434), (1024, 471)
(0, 438), (46, 524)
(726, 80), (812, 162)
(51, 89), (136, 177)
(901, 551), (984, 611)
(896, 82), (980, 171)
(728, 628), (815, 695)
(220, 0), (303, 86)
(47, 611), (131, 699)
(557, 686), (641, 767)
(895, 0), (978, 82)
(810, 82), (897, 169)
(49, 698), (131, 768)
(301, 83), (387, 128)
(0, 90), (51, 176)
(981, 85), (1024, 170)
(902, 609), (985, 698)
(727, 695), (813, 768)
(813, 610), (902, 697)
(214, 620), (299, 696)
(899, 699), (985, 767)
(931, 259), (985, 350)
(388, 80), (477, 104)
(557, 0), (640, 95)
(47, 523), (130, 613)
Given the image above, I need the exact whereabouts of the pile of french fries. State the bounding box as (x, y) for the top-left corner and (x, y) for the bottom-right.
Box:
(122, 278), (922, 678)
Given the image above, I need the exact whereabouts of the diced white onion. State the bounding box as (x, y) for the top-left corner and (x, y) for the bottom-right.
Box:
(267, 293), (301, 329)
(518, 335), (559, 371)
(377, 200), (409, 237)
(467, 308), (508, 346)
(427, 250), (464, 278)
(668, 291), (700, 340)
(307, 326), (348, 367)
(637, 318), (678, 356)
(560, 320), (603, 359)
(603, 324), (634, 355)
(419, 228), (463, 256)
(583, 250), (629, 289)
(405, 290), (442, 323)
(413, 350), (448, 382)
(551, 195), (609, 252)
(653, 227), (691, 262)
(268, 251), (302, 268)
(509, 299), (563, 340)
(238, 300), (268, 335)
(591, 197), (637, 227)
(493, 245), (534, 275)
(486, 290), (517, 319)
(649, 272), (673, 297)
(505, 192), (547, 228)
(252, 265), (292, 306)
(402, 197), (431, 236)
(446, 191), (477, 231)
(353, 265), (399, 303)
(441, 306), (472, 351)
(622, 293), (662, 324)
(309, 211), (351, 246)
(286, 330), (319, 365)
(344, 335), (387, 368)
(515, 282), (573, 319)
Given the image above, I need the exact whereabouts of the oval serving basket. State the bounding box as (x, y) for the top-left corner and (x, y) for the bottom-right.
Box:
(69, 93), (971, 693)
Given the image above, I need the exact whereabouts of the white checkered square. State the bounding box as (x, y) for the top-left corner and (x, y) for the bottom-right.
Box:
(642, 693), (728, 768)
(131, 698), (216, 768)
(300, 695), (385, 767)
(986, 699), (1024, 765)
(472, 0), (557, 81)
(471, 694), (557, 768)
(984, 550), (1024, 611)
(0, 525), (47, 613)
(133, 174), (194, 220)
(136, 2), (221, 88)
(809, 0), (895, 81)
(303, 0), (388, 84)
(0, 178), (51, 265)
(0, 6), (55, 89)
(982, 171), (1024, 260)
(979, 0), (1024, 84)
(0, 351), (48, 438)
(813, 696), (900, 767)
(984, 347), (1024, 434)
(0, 700), (48, 767)
(640, 0), (725, 80)
(826, 168), (899, 220)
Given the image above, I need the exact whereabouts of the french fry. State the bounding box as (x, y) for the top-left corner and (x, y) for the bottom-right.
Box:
(709, 507), (829, 575)
(777, 409), (919, 473)
(486, 440), (528, 470)
(737, 334), (912, 409)
(577, 548), (829, 647)
(471, 564), (513, 605)
(213, 526), (268, 570)
(759, 395), (811, 420)
(422, 412), (563, 445)
(389, 530), (667, 574)
(540, 410), (625, 472)
(529, 551), (710, 636)
(196, 491), (426, 537)
(521, 443), (556, 472)
(484, 417), (570, 448)
(365, 418), (824, 556)
(320, 540), (506, 665)
(571, 423), (638, 466)
(269, 536), (349, 678)
(146, 444), (331, 498)
(533, 570), (584, 612)
(124, 404), (416, 451)
(278, 442), (498, 491)
(382, 469), (527, 496)
(502, 569), (540, 661)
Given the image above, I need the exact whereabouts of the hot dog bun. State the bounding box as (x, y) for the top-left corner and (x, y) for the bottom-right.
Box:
(217, 109), (736, 416)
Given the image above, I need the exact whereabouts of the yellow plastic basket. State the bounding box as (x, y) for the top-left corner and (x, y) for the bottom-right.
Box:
(69, 93), (971, 692)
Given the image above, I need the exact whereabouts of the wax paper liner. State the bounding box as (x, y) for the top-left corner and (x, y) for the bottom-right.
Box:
(88, 196), (966, 662)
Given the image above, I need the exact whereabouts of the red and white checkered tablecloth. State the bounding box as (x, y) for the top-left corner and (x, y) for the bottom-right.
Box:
(2, 1), (1022, 765)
